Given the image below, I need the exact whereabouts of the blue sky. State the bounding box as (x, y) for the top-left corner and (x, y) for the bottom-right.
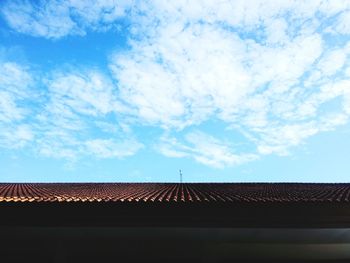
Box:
(1, 0), (350, 182)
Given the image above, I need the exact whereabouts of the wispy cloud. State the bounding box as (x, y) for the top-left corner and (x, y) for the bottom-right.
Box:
(34, 69), (142, 160)
(158, 131), (258, 168)
(0, 61), (35, 148)
(332, 9), (350, 35)
(0, 60), (143, 160)
(85, 138), (143, 159)
(1, 0), (132, 39)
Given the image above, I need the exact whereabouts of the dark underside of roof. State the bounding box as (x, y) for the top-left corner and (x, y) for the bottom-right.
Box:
(2, 183), (350, 263)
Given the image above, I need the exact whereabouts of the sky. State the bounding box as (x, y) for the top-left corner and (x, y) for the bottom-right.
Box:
(1, 0), (350, 183)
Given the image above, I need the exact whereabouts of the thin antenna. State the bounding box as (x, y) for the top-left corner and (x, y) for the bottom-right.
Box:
(179, 169), (183, 184)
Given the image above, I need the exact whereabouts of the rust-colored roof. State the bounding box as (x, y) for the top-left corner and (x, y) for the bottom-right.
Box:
(1, 183), (350, 203)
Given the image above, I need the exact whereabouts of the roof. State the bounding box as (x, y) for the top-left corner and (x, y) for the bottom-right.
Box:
(2, 183), (350, 228)
(1, 182), (350, 202)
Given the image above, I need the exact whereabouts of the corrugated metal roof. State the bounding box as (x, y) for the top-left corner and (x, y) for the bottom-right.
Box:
(1, 183), (350, 203)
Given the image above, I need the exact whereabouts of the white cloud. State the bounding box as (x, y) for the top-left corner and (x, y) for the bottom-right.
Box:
(255, 123), (320, 155)
(4, 1), (348, 40)
(85, 138), (143, 158)
(1, 0), (132, 39)
(0, 62), (143, 160)
(0, 90), (24, 123)
(264, 18), (289, 45)
(39, 69), (131, 131)
(47, 70), (117, 116)
(109, 0), (350, 165)
(317, 49), (347, 76)
(158, 131), (258, 168)
(2, 0), (350, 169)
(0, 124), (34, 149)
(345, 66), (350, 77)
(0, 62), (32, 93)
(111, 24), (251, 128)
(33, 69), (142, 160)
(0, 61), (35, 148)
(36, 129), (143, 161)
(334, 10), (350, 35)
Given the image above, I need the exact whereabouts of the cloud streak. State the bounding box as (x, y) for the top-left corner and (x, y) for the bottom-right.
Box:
(0, 61), (35, 148)
(158, 131), (257, 168)
(1, 0), (132, 39)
